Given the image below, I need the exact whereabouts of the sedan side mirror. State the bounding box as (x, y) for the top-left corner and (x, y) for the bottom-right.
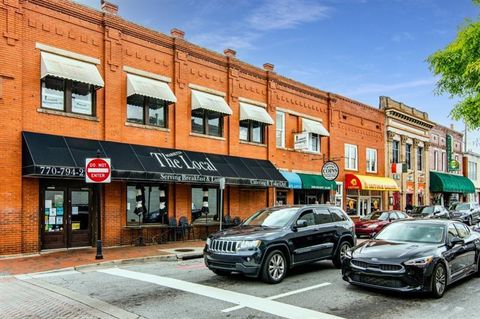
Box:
(450, 237), (464, 247)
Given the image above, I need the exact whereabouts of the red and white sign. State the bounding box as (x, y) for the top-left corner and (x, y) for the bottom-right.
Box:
(85, 158), (111, 183)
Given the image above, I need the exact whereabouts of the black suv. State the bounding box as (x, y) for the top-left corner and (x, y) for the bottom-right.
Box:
(204, 205), (356, 283)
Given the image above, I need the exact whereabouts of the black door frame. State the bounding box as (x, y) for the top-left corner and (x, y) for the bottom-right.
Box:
(39, 179), (96, 250)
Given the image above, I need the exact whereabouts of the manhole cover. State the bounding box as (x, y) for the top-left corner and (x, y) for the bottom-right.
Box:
(174, 248), (195, 253)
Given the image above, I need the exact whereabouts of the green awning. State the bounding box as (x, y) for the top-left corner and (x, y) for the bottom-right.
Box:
(297, 173), (336, 190)
(430, 171), (475, 194)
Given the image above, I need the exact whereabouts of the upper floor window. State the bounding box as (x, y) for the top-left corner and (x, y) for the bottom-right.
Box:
(468, 161), (477, 180)
(309, 133), (320, 153)
(433, 150), (438, 170)
(276, 111), (286, 148)
(442, 152), (447, 172)
(125, 71), (177, 128)
(345, 144), (358, 170)
(392, 140), (400, 163)
(417, 146), (424, 171)
(191, 89), (232, 137)
(127, 95), (168, 127)
(41, 76), (96, 115)
(406, 143), (412, 169)
(40, 49), (104, 116)
(239, 101), (273, 144)
(366, 148), (377, 173)
(240, 120), (266, 143)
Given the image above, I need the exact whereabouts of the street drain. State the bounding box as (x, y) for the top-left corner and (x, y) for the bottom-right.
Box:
(174, 248), (195, 252)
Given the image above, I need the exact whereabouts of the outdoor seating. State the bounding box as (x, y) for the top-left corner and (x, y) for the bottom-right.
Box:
(168, 217), (183, 241)
(232, 216), (241, 226)
(179, 216), (194, 240)
(223, 215), (233, 228)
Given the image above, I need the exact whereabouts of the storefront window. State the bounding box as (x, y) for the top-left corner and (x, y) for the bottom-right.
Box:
(191, 109), (224, 137)
(276, 191), (287, 205)
(126, 185), (168, 225)
(191, 187), (218, 221)
(41, 76), (95, 115)
(127, 95), (168, 128)
(44, 190), (65, 232)
(346, 190), (358, 215)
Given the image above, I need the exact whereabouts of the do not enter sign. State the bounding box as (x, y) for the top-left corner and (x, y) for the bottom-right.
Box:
(85, 158), (111, 183)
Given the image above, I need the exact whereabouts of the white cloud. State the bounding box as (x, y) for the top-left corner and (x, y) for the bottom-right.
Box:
(247, 0), (330, 31)
(344, 78), (436, 96)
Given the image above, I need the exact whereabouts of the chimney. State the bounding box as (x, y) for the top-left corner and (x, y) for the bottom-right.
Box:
(170, 28), (185, 39)
(224, 48), (236, 58)
(263, 63), (274, 72)
(101, 0), (118, 15)
(450, 124), (455, 130)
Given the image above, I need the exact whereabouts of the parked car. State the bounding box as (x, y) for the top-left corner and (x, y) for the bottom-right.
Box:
(355, 211), (410, 238)
(204, 205), (356, 283)
(448, 202), (480, 225)
(409, 205), (450, 220)
(342, 219), (480, 298)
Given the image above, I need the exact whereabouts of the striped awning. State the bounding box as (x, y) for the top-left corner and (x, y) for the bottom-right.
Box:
(40, 51), (104, 87)
(239, 102), (274, 125)
(191, 90), (232, 115)
(127, 73), (177, 103)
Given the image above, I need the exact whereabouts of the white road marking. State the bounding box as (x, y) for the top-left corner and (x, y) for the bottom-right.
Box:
(222, 282), (331, 313)
(99, 268), (343, 319)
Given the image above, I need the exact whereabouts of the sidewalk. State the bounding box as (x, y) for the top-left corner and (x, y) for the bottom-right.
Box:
(0, 241), (205, 276)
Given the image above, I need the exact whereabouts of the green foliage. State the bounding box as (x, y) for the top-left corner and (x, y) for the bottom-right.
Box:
(427, 3), (480, 128)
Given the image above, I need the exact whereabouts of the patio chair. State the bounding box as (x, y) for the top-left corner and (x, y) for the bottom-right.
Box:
(179, 216), (194, 240)
(168, 217), (183, 241)
(232, 216), (241, 226)
(224, 215), (233, 229)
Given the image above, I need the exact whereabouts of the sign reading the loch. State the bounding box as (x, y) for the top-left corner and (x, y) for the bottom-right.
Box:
(85, 158), (111, 183)
(150, 151), (218, 172)
(322, 161), (339, 181)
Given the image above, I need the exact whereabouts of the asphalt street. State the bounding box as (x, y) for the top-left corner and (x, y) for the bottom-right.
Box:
(4, 256), (480, 319)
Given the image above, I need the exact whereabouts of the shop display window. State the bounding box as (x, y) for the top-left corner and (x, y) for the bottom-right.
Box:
(126, 185), (168, 225)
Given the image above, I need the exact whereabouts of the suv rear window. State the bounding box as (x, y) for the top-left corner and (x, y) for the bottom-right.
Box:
(329, 208), (346, 222)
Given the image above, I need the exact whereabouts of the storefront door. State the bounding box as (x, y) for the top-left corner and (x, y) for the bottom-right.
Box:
(41, 184), (93, 250)
(358, 197), (371, 216)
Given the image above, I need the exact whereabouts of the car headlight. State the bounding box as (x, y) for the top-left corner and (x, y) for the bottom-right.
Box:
(404, 256), (434, 267)
(368, 223), (379, 229)
(236, 240), (261, 251)
(206, 237), (211, 247)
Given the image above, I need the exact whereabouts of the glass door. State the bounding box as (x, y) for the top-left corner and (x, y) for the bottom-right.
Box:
(358, 197), (371, 216)
(69, 189), (92, 247)
(42, 189), (66, 249)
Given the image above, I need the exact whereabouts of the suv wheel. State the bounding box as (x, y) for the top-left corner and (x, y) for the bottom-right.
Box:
(431, 263), (446, 298)
(332, 241), (351, 269)
(261, 250), (287, 284)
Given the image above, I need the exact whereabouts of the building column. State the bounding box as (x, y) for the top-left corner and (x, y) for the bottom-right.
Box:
(412, 138), (420, 206)
(400, 135), (408, 210)
(424, 142), (431, 205)
(386, 131), (395, 210)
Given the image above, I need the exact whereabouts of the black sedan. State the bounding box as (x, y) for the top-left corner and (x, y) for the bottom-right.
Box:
(342, 220), (480, 298)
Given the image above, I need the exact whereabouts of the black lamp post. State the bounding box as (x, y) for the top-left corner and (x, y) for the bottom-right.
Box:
(95, 149), (103, 260)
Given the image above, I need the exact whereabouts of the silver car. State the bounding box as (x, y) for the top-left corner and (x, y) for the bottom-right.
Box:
(449, 202), (480, 225)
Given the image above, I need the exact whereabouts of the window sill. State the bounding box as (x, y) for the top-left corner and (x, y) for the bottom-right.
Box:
(276, 146), (295, 151)
(125, 122), (170, 132)
(299, 150), (322, 155)
(37, 108), (98, 122)
(239, 141), (267, 148)
(189, 132), (225, 141)
(366, 170), (378, 174)
(345, 168), (358, 172)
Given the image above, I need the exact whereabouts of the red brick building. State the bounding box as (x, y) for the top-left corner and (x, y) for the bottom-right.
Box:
(0, 0), (388, 255)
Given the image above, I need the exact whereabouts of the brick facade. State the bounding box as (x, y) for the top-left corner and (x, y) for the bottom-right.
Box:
(0, 0), (385, 255)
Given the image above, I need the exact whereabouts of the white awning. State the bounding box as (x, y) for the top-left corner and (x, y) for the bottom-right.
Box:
(40, 51), (104, 87)
(191, 90), (232, 115)
(127, 73), (177, 103)
(239, 102), (274, 125)
(302, 118), (330, 137)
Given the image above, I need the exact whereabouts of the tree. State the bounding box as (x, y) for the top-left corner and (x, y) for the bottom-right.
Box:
(427, 1), (480, 128)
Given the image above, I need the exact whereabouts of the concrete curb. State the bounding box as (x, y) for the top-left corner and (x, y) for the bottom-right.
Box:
(75, 254), (179, 271)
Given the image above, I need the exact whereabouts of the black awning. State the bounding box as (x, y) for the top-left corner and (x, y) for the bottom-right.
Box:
(22, 131), (287, 188)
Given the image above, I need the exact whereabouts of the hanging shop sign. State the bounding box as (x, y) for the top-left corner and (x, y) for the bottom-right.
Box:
(447, 134), (460, 172)
(85, 158), (111, 183)
(322, 161), (339, 181)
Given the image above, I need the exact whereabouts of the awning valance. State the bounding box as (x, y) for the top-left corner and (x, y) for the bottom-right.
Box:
(40, 51), (104, 87)
(191, 90), (232, 115)
(22, 131), (287, 188)
(430, 171), (475, 194)
(346, 174), (399, 191)
(239, 102), (274, 125)
(297, 173), (336, 190)
(127, 73), (177, 103)
(280, 171), (302, 189)
(302, 118), (330, 137)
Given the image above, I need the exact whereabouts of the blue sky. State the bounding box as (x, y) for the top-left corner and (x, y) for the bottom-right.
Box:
(77, 0), (480, 149)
